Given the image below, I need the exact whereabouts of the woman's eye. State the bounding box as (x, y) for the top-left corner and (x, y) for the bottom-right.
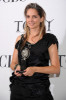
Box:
(26, 16), (30, 18)
(33, 16), (37, 18)
(26, 15), (37, 18)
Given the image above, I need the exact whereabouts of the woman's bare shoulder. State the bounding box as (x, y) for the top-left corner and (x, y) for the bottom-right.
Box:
(16, 35), (21, 43)
(16, 34), (26, 43)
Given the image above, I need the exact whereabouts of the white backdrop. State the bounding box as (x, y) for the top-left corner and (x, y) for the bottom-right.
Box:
(0, 0), (66, 100)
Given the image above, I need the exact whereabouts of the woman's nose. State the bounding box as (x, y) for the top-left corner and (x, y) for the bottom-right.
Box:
(29, 17), (33, 21)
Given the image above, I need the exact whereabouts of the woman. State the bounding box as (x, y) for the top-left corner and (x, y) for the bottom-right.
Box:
(10, 3), (60, 100)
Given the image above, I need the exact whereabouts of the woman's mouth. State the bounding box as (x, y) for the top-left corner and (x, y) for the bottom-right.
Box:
(29, 23), (35, 26)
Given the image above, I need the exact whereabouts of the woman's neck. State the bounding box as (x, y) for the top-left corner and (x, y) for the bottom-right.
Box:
(30, 27), (40, 37)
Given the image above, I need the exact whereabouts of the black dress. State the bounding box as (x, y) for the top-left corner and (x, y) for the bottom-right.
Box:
(10, 33), (58, 100)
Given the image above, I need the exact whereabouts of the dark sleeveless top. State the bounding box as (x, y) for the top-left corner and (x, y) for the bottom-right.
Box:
(13, 33), (58, 84)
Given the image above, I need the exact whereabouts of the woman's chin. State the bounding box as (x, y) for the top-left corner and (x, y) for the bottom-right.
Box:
(29, 26), (37, 29)
(29, 27), (35, 29)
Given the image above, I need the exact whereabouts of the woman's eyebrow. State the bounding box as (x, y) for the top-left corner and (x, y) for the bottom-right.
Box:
(26, 14), (38, 16)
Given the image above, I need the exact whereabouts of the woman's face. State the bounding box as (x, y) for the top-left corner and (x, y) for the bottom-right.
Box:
(26, 8), (43, 29)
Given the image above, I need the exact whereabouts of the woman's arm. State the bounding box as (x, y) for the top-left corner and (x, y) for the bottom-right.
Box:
(23, 44), (60, 76)
(34, 44), (60, 74)
(10, 35), (21, 70)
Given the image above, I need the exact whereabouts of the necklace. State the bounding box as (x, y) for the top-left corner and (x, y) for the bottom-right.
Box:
(31, 36), (40, 44)
(28, 33), (42, 44)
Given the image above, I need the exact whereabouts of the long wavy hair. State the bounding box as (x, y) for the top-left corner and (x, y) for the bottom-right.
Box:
(21, 3), (46, 49)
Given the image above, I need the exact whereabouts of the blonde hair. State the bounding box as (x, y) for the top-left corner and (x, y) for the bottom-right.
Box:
(21, 3), (46, 49)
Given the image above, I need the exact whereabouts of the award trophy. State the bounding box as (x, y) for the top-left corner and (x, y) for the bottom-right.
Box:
(18, 47), (30, 73)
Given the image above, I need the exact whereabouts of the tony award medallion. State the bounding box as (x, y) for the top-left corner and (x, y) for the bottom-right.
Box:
(21, 47), (30, 71)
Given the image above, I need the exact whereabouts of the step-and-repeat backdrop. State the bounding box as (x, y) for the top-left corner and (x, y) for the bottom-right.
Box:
(0, 0), (66, 100)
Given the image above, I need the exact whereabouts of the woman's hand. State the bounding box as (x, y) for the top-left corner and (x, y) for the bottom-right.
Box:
(23, 67), (35, 76)
(14, 65), (22, 76)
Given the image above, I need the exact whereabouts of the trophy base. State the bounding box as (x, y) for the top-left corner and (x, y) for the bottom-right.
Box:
(16, 70), (26, 74)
